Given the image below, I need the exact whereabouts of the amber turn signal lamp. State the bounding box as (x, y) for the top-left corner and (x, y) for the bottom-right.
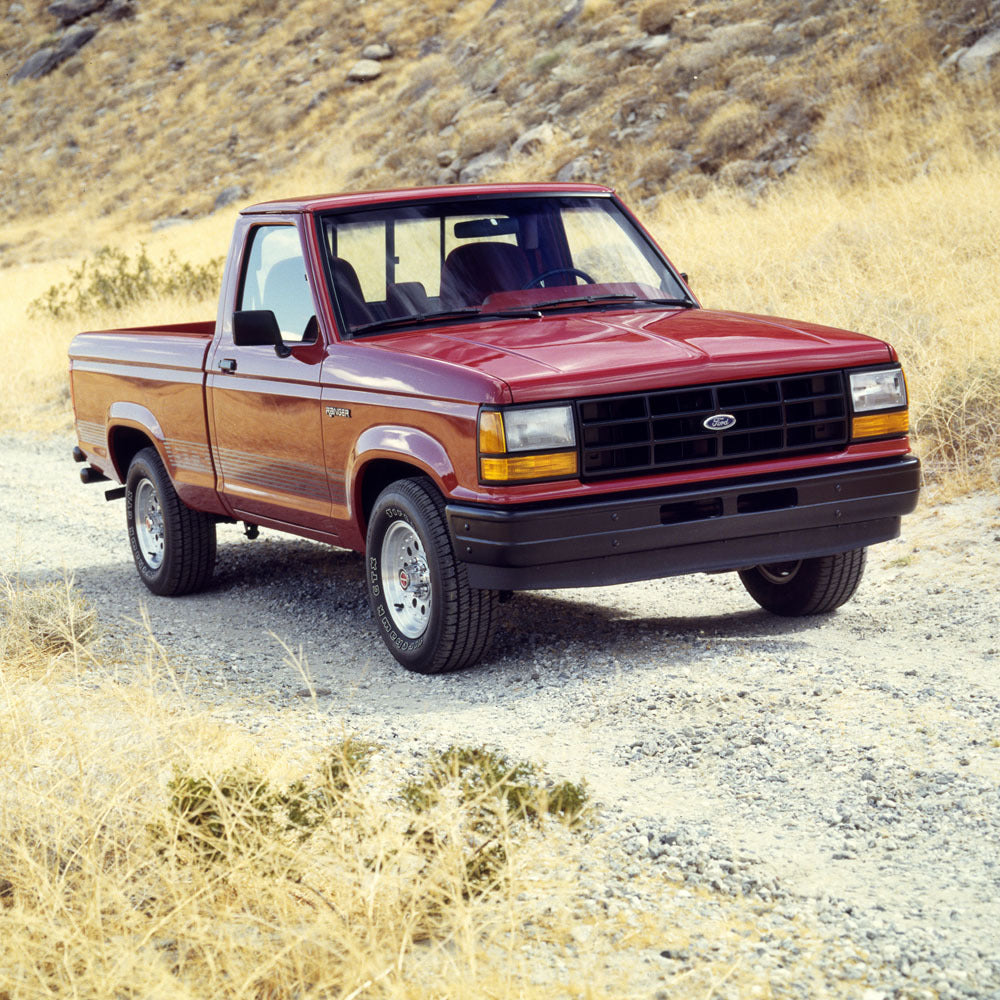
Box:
(480, 451), (578, 483)
(478, 410), (507, 454)
(852, 411), (909, 439)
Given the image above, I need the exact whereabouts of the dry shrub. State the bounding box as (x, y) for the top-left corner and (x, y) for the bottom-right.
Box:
(716, 158), (761, 187)
(915, 364), (1000, 491)
(724, 53), (768, 87)
(638, 0), (685, 35)
(799, 14), (829, 39)
(699, 100), (763, 162)
(458, 117), (520, 159)
(640, 149), (692, 185)
(684, 87), (728, 125)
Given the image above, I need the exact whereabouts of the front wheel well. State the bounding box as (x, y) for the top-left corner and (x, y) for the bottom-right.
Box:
(358, 459), (429, 529)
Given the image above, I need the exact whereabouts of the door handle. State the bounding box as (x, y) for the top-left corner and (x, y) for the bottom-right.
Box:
(218, 358), (237, 373)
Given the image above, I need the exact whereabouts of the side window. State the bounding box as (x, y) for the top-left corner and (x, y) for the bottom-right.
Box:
(239, 226), (316, 342)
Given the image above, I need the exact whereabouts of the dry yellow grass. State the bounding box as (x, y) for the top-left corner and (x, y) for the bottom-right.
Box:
(653, 91), (1000, 492)
(0, 576), (857, 999)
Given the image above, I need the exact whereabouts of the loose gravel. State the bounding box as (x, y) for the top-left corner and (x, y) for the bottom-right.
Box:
(4, 433), (1000, 998)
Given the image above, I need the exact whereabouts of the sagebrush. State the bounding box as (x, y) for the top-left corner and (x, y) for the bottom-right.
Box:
(29, 246), (222, 320)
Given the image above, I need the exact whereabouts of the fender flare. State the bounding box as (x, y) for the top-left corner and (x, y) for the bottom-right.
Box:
(349, 425), (458, 515)
(106, 402), (168, 481)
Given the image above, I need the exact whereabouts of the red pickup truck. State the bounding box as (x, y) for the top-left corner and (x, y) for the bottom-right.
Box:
(69, 182), (919, 673)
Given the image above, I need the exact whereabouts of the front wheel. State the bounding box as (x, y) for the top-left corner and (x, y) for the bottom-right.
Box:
(365, 477), (497, 673)
(738, 549), (866, 616)
(126, 447), (216, 596)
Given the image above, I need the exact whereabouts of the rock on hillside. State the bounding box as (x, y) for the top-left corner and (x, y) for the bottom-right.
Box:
(1, 0), (999, 246)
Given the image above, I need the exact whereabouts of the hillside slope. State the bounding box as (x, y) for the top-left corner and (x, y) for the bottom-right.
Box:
(2, 0), (999, 259)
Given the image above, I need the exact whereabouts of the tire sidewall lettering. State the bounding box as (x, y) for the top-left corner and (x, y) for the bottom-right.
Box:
(367, 487), (437, 667)
(126, 464), (163, 582)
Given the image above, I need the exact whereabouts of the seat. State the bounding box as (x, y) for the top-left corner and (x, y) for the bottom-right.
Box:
(386, 281), (431, 318)
(331, 256), (373, 329)
(439, 242), (533, 308)
(262, 257), (315, 341)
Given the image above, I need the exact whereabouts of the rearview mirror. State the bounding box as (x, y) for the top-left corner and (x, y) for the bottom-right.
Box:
(233, 310), (291, 358)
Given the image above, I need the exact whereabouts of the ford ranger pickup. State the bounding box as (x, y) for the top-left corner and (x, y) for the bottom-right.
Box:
(68, 182), (920, 673)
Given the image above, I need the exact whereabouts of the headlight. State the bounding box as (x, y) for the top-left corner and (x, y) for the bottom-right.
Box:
(850, 368), (907, 412)
(849, 366), (909, 440)
(479, 405), (578, 483)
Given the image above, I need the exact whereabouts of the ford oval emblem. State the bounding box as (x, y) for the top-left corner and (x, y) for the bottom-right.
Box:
(703, 413), (737, 431)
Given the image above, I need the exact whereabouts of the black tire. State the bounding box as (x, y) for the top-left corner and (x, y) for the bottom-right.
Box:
(125, 447), (217, 596)
(738, 549), (867, 617)
(365, 477), (497, 673)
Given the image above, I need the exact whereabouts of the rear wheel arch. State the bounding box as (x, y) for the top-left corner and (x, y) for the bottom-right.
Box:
(109, 425), (161, 482)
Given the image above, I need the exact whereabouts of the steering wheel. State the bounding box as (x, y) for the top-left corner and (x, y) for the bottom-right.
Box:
(522, 267), (597, 289)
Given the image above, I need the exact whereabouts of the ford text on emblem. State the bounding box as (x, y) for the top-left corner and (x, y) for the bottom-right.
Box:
(703, 413), (737, 431)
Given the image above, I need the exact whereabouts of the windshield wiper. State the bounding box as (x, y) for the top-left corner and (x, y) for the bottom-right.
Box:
(528, 294), (694, 311)
(350, 307), (543, 336)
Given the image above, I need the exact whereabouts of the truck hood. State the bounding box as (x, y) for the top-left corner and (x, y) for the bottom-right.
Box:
(368, 307), (893, 402)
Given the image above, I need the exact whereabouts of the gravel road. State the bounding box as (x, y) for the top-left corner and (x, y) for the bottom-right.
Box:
(4, 433), (1000, 998)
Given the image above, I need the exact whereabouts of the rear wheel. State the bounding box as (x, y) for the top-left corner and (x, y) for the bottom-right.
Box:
(738, 549), (866, 616)
(366, 477), (497, 673)
(126, 447), (216, 596)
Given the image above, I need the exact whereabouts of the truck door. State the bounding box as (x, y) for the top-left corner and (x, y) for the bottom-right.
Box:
(207, 221), (335, 537)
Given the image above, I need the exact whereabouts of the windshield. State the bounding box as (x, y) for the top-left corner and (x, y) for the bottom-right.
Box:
(316, 195), (693, 337)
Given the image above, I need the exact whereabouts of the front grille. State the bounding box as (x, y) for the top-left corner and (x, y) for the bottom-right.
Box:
(577, 371), (848, 479)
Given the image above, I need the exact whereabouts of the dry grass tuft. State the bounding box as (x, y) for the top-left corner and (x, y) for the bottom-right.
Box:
(1, 574), (97, 671)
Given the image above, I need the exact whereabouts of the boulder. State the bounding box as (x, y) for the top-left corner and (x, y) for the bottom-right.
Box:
(213, 186), (247, 212)
(458, 149), (505, 183)
(361, 42), (393, 61)
(10, 25), (97, 82)
(347, 59), (383, 82)
(512, 122), (555, 156)
(957, 29), (1000, 79)
(106, 0), (134, 20)
(554, 0), (582, 30)
(11, 48), (60, 83)
(555, 156), (589, 182)
(48, 0), (108, 25)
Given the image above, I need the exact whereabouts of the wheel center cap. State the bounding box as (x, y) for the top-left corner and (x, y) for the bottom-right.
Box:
(399, 568), (410, 590)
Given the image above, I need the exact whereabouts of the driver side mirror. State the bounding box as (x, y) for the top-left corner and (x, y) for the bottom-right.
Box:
(233, 310), (291, 358)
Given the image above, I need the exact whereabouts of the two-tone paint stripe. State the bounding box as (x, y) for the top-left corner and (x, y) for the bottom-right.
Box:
(213, 445), (346, 505)
(77, 420), (344, 506)
(76, 419), (105, 450)
(163, 439), (214, 476)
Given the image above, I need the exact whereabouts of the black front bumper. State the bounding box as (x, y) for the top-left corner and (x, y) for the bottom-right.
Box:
(446, 455), (921, 590)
